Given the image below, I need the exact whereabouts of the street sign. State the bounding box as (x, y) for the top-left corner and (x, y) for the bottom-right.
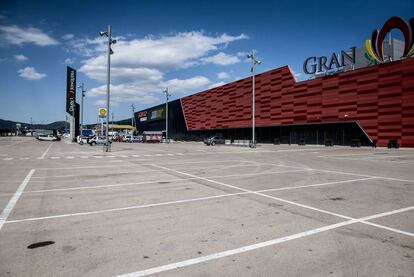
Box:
(99, 108), (107, 118)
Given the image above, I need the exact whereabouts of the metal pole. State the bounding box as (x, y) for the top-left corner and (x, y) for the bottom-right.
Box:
(80, 83), (85, 138)
(131, 104), (135, 128)
(105, 25), (111, 152)
(166, 88), (169, 142)
(252, 55), (255, 148)
(163, 88), (170, 142)
(111, 112), (114, 133)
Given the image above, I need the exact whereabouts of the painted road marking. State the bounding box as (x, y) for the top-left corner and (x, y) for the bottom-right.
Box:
(262, 162), (414, 184)
(39, 144), (52, 159)
(5, 192), (249, 224)
(0, 169), (35, 231)
(11, 174), (372, 223)
(152, 164), (414, 235)
(31, 168), (158, 179)
(25, 168), (309, 192)
(3, 158), (13, 161)
(115, 206), (414, 277)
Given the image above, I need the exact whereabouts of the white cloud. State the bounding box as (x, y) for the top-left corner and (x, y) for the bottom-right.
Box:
(14, 54), (28, 61)
(64, 58), (74, 64)
(62, 33), (74, 40)
(201, 52), (241, 66)
(88, 83), (161, 106)
(80, 32), (247, 75)
(18, 67), (47, 80)
(77, 31), (247, 105)
(0, 25), (59, 46)
(208, 81), (226, 89)
(217, 72), (230, 79)
(161, 76), (211, 93)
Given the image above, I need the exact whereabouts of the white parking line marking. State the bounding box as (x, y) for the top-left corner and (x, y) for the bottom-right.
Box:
(153, 164), (351, 220)
(143, 154), (152, 157)
(3, 158), (13, 161)
(262, 162), (414, 184)
(115, 206), (414, 277)
(66, 156), (75, 159)
(152, 165), (414, 235)
(0, 169), (35, 231)
(23, 169), (323, 193)
(14, 175), (369, 223)
(33, 159), (246, 171)
(19, 157), (30, 160)
(39, 144), (52, 159)
(115, 220), (356, 277)
(132, 155), (141, 157)
(5, 192), (249, 224)
(50, 157), (60, 159)
(31, 168), (158, 179)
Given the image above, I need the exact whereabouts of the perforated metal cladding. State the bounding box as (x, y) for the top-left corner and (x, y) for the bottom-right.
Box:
(181, 59), (414, 147)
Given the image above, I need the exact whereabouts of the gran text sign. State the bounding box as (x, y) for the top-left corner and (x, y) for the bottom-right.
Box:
(303, 47), (356, 75)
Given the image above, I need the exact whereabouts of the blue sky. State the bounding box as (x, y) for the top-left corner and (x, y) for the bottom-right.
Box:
(0, 0), (412, 124)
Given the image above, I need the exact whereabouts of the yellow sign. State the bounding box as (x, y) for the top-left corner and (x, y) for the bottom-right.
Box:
(98, 108), (107, 118)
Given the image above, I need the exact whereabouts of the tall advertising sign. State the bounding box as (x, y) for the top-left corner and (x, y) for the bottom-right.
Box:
(66, 66), (76, 116)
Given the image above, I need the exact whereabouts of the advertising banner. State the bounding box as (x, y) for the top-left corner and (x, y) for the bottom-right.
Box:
(138, 106), (165, 123)
(66, 66), (76, 115)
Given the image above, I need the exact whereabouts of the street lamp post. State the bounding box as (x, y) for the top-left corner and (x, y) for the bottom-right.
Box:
(77, 83), (86, 138)
(130, 104), (135, 129)
(163, 87), (171, 143)
(246, 50), (261, 148)
(99, 25), (116, 152)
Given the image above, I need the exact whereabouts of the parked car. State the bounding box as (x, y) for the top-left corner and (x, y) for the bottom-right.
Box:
(204, 136), (225, 146)
(37, 134), (60, 141)
(88, 136), (112, 146)
(122, 135), (132, 142)
(77, 135), (89, 145)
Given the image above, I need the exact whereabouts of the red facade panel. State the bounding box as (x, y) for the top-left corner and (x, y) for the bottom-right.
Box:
(181, 59), (414, 147)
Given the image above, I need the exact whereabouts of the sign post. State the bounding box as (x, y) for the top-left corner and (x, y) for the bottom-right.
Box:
(99, 108), (107, 136)
(66, 66), (76, 141)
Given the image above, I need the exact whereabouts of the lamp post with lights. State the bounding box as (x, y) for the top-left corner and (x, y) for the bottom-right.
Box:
(99, 25), (116, 152)
(163, 87), (171, 143)
(246, 50), (261, 148)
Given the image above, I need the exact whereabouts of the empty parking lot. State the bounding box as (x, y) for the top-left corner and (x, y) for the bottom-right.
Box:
(0, 137), (413, 276)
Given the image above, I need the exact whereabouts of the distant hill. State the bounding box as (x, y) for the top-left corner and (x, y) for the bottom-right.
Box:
(0, 119), (66, 131)
(0, 118), (133, 131)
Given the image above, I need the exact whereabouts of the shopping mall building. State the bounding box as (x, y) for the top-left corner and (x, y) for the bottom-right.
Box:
(134, 17), (414, 147)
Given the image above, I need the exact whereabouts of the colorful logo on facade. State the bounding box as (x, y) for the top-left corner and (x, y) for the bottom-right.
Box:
(365, 16), (414, 64)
